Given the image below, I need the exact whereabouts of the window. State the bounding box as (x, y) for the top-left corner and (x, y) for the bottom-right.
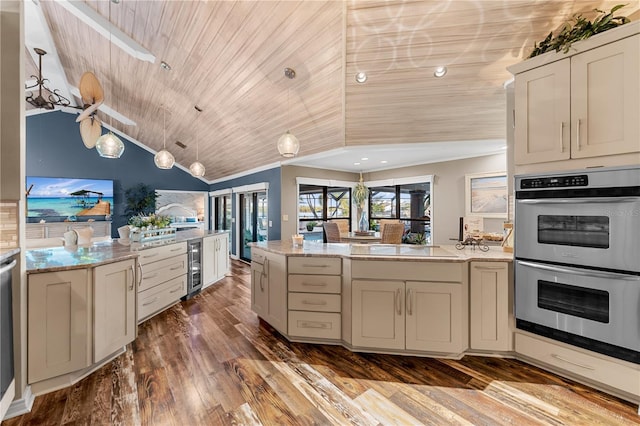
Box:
(298, 184), (351, 237)
(369, 182), (431, 242)
(214, 194), (232, 231)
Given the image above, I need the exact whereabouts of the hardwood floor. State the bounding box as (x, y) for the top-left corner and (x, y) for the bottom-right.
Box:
(4, 260), (639, 425)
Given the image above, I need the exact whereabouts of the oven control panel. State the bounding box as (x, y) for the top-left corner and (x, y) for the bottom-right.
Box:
(520, 175), (588, 189)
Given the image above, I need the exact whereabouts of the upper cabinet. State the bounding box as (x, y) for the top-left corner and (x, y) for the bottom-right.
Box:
(510, 22), (640, 171)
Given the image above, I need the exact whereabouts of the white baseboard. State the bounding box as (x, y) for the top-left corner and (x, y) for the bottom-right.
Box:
(3, 385), (34, 420)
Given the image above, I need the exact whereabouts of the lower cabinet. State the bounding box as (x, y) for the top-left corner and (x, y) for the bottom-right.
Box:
(28, 258), (137, 385)
(202, 233), (229, 288)
(93, 259), (137, 361)
(28, 269), (91, 384)
(352, 279), (465, 354)
(251, 248), (287, 334)
(469, 261), (512, 352)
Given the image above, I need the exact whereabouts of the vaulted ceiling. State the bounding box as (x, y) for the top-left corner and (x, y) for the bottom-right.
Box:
(25, 1), (639, 181)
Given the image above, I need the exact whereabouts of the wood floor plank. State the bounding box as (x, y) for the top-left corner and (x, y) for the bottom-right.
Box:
(6, 259), (639, 426)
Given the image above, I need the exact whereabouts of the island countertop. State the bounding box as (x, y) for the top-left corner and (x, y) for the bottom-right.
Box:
(252, 240), (513, 262)
(26, 230), (229, 273)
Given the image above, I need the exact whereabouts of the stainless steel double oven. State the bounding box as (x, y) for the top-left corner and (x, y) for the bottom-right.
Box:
(514, 166), (640, 364)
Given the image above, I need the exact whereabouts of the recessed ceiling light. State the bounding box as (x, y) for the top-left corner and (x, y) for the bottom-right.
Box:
(380, 160), (388, 164)
(434, 66), (447, 78)
(355, 72), (367, 83)
(361, 157), (368, 161)
(160, 61), (172, 71)
(354, 162), (361, 166)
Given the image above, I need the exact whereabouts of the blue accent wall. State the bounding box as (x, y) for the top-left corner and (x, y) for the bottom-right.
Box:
(27, 111), (209, 235)
(209, 167), (281, 255)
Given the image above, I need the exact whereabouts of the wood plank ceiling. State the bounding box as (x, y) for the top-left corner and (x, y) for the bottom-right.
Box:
(26, 1), (638, 181)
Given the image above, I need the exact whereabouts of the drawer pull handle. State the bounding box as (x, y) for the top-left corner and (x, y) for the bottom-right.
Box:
(559, 121), (564, 153)
(129, 265), (135, 291)
(145, 273), (158, 279)
(302, 300), (327, 306)
(303, 264), (330, 268)
(474, 266), (504, 270)
(170, 247), (183, 252)
(142, 297), (158, 307)
(169, 286), (183, 294)
(550, 353), (595, 370)
(143, 253), (159, 259)
(302, 282), (327, 287)
(170, 265), (183, 271)
(300, 321), (328, 329)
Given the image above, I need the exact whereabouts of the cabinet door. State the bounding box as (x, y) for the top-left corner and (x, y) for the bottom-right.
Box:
(352, 280), (404, 350)
(94, 259), (136, 361)
(514, 59), (571, 165)
(202, 236), (217, 286)
(264, 253), (287, 334)
(215, 234), (229, 281)
(251, 250), (267, 317)
(405, 281), (463, 353)
(28, 269), (90, 383)
(469, 262), (512, 352)
(570, 35), (640, 159)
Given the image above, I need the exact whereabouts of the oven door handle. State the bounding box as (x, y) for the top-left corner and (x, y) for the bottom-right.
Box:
(517, 260), (640, 281)
(518, 197), (639, 204)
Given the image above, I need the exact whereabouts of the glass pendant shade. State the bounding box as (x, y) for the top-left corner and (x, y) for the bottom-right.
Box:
(277, 130), (299, 158)
(154, 149), (175, 169)
(189, 161), (205, 177)
(95, 132), (125, 158)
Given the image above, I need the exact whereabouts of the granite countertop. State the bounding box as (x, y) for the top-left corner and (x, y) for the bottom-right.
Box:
(0, 248), (20, 264)
(25, 229), (229, 273)
(252, 241), (513, 262)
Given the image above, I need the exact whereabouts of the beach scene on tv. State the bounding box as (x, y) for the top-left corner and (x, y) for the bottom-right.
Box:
(26, 177), (114, 218)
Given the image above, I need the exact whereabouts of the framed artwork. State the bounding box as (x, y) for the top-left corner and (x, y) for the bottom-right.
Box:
(465, 172), (508, 218)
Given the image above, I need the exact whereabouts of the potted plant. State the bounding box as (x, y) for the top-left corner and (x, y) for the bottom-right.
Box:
(306, 221), (318, 231)
(529, 5), (629, 58)
(124, 183), (157, 217)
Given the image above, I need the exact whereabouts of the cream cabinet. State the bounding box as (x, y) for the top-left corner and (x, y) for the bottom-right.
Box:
(513, 28), (639, 167)
(202, 233), (229, 288)
(250, 248), (287, 334)
(469, 262), (512, 352)
(137, 242), (187, 323)
(93, 259), (137, 361)
(28, 269), (91, 383)
(26, 221), (112, 239)
(352, 279), (464, 354)
(287, 256), (342, 340)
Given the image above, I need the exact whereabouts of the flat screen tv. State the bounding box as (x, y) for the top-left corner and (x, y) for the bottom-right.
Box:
(26, 176), (114, 218)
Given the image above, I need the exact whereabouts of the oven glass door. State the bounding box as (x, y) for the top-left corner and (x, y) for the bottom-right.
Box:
(515, 260), (640, 353)
(515, 196), (640, 272)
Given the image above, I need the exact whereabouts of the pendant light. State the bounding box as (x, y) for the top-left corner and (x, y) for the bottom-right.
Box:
(189, 106), (206, 177)
(154, 106), (175, 169)
(277, 67), (299, 158)
(95, 0), (124, 159)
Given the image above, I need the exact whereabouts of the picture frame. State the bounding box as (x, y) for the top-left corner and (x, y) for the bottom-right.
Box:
(465, 171), (508, 218)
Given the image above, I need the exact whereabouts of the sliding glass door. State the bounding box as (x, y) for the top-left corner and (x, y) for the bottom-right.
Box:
(239, 191), (268, 262)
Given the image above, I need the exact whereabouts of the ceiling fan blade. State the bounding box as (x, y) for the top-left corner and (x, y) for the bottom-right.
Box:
(79, 116), (102, 149)
(78, 71), (104, 105)
(75, 100), (104, 123)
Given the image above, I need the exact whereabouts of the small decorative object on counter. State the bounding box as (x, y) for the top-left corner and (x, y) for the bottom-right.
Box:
(292, 234), (303, 247)
(455, 235), (489, 252)
(128, 213), (175, 242)
(502, 222), (514, 253)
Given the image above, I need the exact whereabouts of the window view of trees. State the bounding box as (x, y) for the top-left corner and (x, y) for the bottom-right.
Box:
(369, 182), (431, 243)
(298, 184), (351, 234)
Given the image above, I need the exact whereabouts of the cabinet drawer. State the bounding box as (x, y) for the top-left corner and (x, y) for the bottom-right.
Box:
(288, 293), (341, 312)
(138, 275), (187, 322)
(139, 254), (187, 291)
(288, 257), (341, 275)
(137, 242), (187, 266)
(288, 311), (341, 339)
(288, 274), (341, 293)
(516, 333), (640, 398)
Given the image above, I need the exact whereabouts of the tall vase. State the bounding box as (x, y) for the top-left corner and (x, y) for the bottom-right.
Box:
(358, 208), (368, 232)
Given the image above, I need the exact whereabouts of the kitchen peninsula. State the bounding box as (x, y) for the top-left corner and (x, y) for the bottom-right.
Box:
(24, 230), (229, 396)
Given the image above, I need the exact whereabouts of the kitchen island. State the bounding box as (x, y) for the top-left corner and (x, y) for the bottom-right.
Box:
(24, 229), (229, 396)
(251, 240), (513, 359)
